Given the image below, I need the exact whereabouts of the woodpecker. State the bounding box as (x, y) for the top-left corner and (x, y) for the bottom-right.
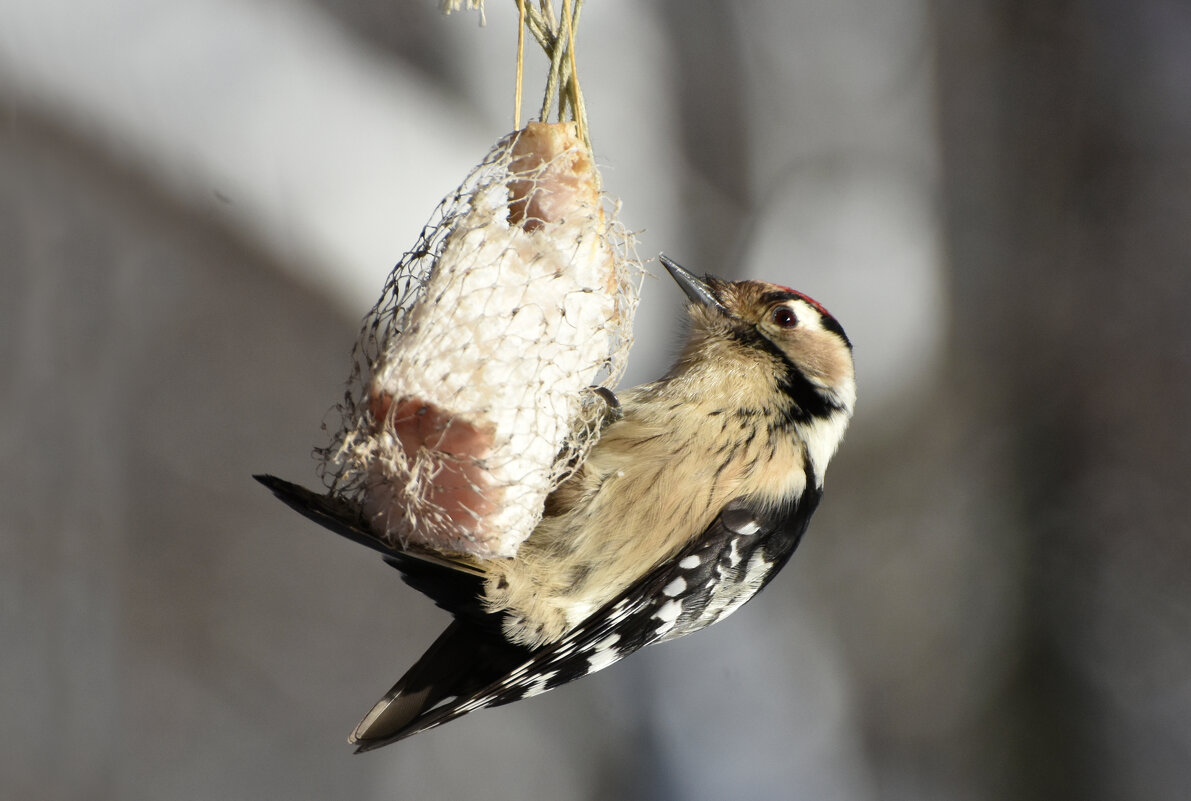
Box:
(257, 254), (855, 751)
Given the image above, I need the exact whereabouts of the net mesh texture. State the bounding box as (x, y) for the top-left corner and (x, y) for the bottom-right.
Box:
(317, 122), (640, 559)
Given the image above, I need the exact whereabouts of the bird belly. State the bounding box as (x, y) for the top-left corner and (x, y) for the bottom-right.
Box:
(483, 407), (805, 648)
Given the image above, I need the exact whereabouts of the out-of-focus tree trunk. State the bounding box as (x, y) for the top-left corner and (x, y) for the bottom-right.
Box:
(934, 1), (1191, 799)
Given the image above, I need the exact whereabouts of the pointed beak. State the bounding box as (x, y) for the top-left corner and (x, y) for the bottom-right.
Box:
(659, 254), (729, 315)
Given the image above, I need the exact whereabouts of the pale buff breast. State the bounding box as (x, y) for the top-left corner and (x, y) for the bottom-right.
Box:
(483, 384), (808, 647)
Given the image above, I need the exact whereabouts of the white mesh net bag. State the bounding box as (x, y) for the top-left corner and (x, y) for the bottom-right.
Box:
(318, 121), (640, 559)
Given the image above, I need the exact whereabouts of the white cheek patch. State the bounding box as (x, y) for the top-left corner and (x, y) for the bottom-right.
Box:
(792, 299), (825, 333)
(802, 411), (851, 483)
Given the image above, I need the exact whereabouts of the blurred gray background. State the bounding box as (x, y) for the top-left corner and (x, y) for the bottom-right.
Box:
(3, 1), (1189, 799)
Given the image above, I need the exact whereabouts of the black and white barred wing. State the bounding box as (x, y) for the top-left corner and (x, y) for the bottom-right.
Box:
(257, 475), (819, 749)
(357, 493), (818, 747)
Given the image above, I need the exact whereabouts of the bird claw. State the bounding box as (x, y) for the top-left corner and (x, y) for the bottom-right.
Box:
(583, 385), (622, 428)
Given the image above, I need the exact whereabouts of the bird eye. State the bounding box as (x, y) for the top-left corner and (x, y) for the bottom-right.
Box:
(771, 306), (798, 328)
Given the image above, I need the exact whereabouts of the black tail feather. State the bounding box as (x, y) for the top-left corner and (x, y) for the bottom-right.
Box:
(350, 620), (532, 751)
(253, 474), (490, 622)
(254, 474), (393, 558)
(257, 474), (535, 748)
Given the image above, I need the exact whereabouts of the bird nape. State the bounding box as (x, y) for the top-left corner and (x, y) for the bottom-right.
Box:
(256, 254), (855, 751)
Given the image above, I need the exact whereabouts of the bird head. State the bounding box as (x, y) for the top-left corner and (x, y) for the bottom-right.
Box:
(659, 254), (857, 429)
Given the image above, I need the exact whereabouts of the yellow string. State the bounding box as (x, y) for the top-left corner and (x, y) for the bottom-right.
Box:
(511, 0), (591, 152)
(514, 0), (525, 129)
(561, 0), (588, 150)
